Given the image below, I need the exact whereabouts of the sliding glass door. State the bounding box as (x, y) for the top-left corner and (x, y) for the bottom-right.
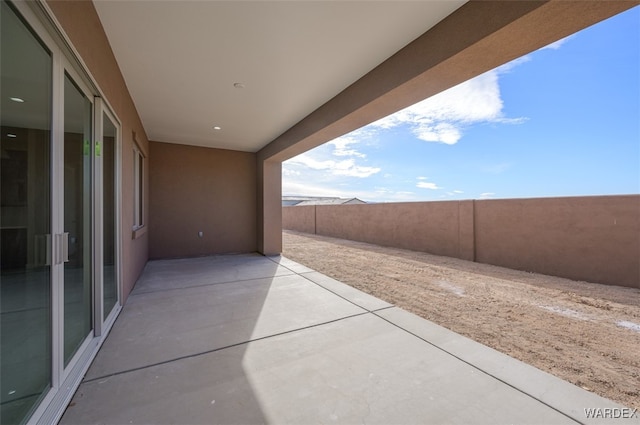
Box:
(0, 2), (121, 423)
(62, 73), (94, 367)
(1, 1), (52, 422)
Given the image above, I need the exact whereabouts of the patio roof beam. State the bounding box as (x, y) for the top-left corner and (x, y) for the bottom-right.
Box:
(257, 0), (637, 163)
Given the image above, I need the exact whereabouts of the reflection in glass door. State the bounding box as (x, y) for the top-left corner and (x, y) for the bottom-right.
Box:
(63, 73), (93, 366)
(0, 1), (53, 423)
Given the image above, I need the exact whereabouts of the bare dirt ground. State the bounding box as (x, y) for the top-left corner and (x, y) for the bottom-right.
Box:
(282, 230), (640, 410)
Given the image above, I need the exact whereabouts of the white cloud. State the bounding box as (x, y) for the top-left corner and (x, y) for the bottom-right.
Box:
(479, 192), (496, 199)
(329, 135), (366, 158)
(282, 168), (300, 177)
(495, 56), (532, 74)
(338, 164), (381, 178)
(287, 154), (380, 178)
(540, 34), (575, 51)
(370, 70), (505, 145)
(285, 120), (382, 182)
(417, 181), (440, 190)
(367, 53), (532, 145)
(282, 180), (354, 198)
(453, 190), (464, 194)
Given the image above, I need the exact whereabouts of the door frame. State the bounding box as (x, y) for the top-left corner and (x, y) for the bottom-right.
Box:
(7, 1), (124, 424)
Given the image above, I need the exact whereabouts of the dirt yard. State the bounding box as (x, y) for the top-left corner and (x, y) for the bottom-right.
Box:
(282, 230), (640, 410)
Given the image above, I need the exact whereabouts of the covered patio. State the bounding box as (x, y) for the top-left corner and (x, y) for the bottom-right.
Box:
(59, 255), (623, 424)
(3, 1), (638, 423)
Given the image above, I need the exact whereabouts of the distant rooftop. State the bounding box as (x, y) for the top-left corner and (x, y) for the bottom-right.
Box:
(283, 196), (367, 206)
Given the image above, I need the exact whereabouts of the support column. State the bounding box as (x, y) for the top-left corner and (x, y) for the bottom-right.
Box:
(257, 158), (282, 255)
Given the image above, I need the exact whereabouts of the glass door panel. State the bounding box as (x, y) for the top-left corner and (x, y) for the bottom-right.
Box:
(102, 113), (117, 318)
(63, 73), (92, 366)
(0, 1), (53, 423)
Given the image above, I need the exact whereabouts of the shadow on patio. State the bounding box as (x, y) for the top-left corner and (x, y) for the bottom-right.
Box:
(60, 254), (628, 424)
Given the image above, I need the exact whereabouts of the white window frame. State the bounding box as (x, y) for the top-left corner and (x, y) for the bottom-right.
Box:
(98, 104), (122, 330)
(132, 140), (145, 233)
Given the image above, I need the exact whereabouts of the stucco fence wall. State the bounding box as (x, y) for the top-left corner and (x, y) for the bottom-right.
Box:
(282, 195), (640, 288)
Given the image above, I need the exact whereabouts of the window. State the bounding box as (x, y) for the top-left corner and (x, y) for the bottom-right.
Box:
(133, 141), (145, 230)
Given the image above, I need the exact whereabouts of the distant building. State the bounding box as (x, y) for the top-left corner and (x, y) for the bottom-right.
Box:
(282, 196), (367, 206)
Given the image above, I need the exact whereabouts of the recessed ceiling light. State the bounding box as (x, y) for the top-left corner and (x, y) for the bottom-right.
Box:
(10, 97), (24, 103)
(7, 133), (17, 138)
(213, 126), (221, 130)
(233, 83), (245, 89)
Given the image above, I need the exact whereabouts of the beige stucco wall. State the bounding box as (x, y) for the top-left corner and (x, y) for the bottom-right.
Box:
(149, 142), (257, 259)
(47, 0), (150, 301)
(474, 195), (640, 289)
(283, 195), (640, 288)
(257, 160), (282, 255)
(282, 205), (316, 235)
(317, 202), (471, 261)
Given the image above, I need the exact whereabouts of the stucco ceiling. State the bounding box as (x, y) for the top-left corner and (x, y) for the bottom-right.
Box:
(93, 1), (466, 153)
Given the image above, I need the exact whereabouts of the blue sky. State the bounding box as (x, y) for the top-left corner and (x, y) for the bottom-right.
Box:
(283, 7), (639, 202)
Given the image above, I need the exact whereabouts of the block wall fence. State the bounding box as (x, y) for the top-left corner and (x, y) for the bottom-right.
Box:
(283, 195), (640, 288)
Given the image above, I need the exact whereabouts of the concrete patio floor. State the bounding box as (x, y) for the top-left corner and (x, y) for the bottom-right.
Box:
(60, 254), (633, 425)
